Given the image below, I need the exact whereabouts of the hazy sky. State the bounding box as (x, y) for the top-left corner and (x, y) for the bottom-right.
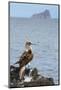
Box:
(10, 3), (58, 18)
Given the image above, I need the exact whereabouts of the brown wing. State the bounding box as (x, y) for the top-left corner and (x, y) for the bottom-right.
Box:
(14, 51), (27, 65)
(19, 50), (33, 68)
(14, 50), (33, 68)
(19, 51), (27, 64)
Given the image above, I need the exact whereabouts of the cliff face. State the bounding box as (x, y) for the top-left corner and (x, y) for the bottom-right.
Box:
(32, 9), (51, 19)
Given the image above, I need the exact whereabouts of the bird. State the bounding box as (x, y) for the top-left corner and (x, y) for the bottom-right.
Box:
(14, 41), (34, 80)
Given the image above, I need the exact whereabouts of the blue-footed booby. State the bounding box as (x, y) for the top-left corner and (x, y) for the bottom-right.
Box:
(15, 41), (36, 80)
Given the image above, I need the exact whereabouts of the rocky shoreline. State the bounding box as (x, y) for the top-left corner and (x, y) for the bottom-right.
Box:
(9, 65), (55, 88)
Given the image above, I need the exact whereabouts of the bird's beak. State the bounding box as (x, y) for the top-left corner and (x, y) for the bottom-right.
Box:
(31, 43), (37, 45)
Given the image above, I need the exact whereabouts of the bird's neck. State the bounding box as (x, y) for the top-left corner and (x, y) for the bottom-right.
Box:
(25, 46), (32, 52)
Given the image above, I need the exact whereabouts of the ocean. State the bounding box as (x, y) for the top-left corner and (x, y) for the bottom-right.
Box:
(10, 17), (58, 84)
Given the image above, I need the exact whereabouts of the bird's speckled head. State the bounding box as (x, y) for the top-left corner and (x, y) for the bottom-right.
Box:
(25, 41), (32, 51)
(26, 42), (32, 46)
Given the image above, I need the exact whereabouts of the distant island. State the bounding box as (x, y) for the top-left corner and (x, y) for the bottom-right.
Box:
(31, 9), (51, 19)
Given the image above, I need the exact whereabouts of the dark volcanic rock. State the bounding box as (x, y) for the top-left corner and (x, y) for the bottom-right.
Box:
(9, 65), (55, 88)
(10, 65), (20, 82)
(24, 77), (54, 87)
(32, 9), (51, 19)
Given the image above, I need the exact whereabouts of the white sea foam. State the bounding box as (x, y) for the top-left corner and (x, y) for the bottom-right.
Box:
(24, 76), (32, 82)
